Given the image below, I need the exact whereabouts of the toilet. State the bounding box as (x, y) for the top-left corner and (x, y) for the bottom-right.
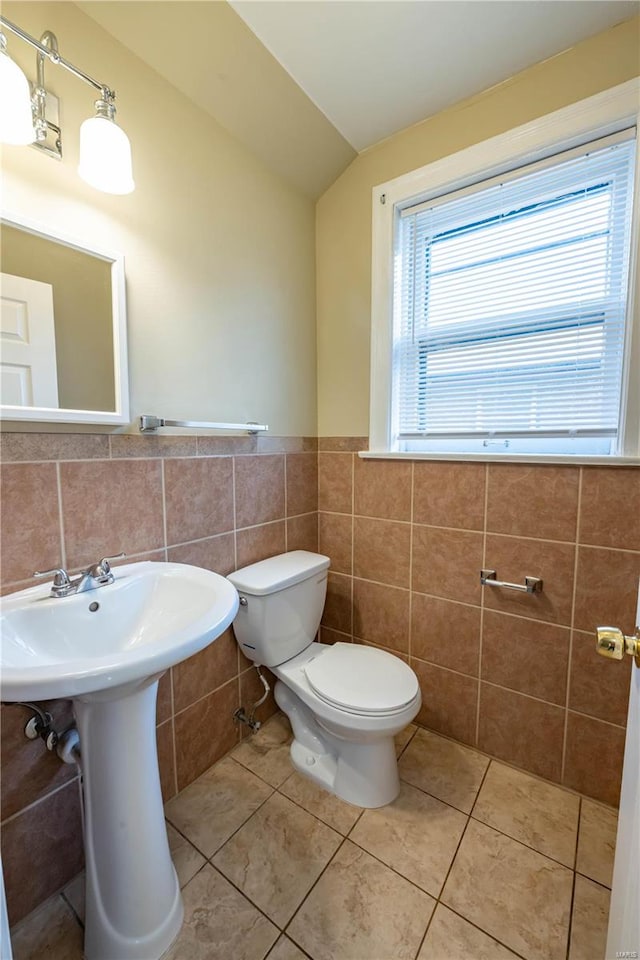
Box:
(228, 550), (421, 808)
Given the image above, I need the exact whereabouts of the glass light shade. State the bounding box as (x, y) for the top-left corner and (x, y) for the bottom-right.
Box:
(78, 115), (134, 195)
(0, 49), (35, 145)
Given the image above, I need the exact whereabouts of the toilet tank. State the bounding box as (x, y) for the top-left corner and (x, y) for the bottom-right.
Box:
(227, 551), (330, 667)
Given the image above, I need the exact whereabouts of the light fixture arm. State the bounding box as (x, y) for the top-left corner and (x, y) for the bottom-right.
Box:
(1, 13), (134, 193)
(0, 15), (113, 101)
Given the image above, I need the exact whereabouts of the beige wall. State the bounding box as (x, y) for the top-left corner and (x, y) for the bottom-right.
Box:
(316, 16), (640, 437)
(2, 1), (317, 435)
(1, 224), (115, 411)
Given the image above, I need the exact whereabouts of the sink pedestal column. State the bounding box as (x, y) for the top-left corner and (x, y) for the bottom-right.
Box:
(74, 676), (183, 960)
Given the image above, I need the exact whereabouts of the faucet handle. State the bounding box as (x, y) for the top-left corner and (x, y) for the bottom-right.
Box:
(33, 567), (74, 598)
(33, 567), (71, 587)
(91, 553), (126, 577)
(99, 552), (126, 568)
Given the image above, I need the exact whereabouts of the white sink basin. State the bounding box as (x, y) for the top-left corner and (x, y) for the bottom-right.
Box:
(0, 560), (239, 701)
(0, 560), (240, 960)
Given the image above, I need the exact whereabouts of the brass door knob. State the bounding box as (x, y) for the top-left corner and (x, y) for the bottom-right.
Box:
(596, 626), (640, 665)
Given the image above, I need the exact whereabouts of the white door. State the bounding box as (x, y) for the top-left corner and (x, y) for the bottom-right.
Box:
(605, 581), (640, 960)
(0, 272), (59, 407)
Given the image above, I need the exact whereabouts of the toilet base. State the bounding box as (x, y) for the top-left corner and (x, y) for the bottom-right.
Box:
(275, 680), (400, 808)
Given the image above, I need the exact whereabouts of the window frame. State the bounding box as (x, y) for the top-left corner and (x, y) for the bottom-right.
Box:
(369, 79), (640, 463)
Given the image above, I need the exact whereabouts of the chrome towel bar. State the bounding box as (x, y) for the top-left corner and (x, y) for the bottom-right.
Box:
(480, 569), (543, 594)
(139, 415), (268, 435)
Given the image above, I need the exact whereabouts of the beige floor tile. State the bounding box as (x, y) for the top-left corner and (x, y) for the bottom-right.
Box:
(398, 728), (489, 813)
(267, 936), (310, 960)
(279, 771), (363, 835)
(395, 722), (417, 757)
(212, 792), (342, 927)
(11, 896), (83, 960)
(165, 755), (273, 857)
(164, 864), (278, 960)
(442, 819), (573, 960)
(418, 904), (520, 960)
(288, 840), (435, 960)
(167, 823), (206, 887)
(569, 876), (610, 960)
(472, 761), (580, 867)
(62, 872), (85, 925)
(576, 799), (618, 888)
(232, 713), (293, 787)
(350, 781), (467, 897)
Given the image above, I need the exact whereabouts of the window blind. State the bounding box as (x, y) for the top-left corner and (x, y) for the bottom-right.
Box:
(393, 130), (636, 452)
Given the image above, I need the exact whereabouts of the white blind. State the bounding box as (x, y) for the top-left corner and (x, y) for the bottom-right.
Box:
(393, 131), (636, 450)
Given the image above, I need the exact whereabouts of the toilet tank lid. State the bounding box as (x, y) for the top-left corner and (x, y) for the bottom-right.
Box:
(227, 551), (330, 596)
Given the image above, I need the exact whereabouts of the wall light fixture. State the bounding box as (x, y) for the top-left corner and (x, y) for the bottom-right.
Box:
(0, 15), (134, 194)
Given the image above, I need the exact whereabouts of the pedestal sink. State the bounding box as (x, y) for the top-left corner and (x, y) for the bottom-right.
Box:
(1, 561), (239, 960)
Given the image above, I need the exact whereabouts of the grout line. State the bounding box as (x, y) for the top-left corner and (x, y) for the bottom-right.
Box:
(234, 518), (288, 535)
(160, 459), (168, 553)
(206, 857), (284, 931)
(232, 457), (238, 572)
(477, 678), (566, 711)
(350, 453), (355, 638)
(476, 463), (490, 745)
(566, 869), (578, 960)
(467, 811), (579, 873)
(0, 775), (79, 827)
(408, 462), (415, 662)
(169, 674), (178, 798)
(565, 708), (628, 731)
(433, 903), (531, 960)
(55, 461), (67, 569)
(280, 837), (349, 939)
(562, 467), (583, 783)
(171, 673), (242, 721)
(284, 455), (289, 551)
(573, 796), (582, 872)
(59, 889), (85, 931)
(574, 871), (613, 892)
(319, 509), (604, 549)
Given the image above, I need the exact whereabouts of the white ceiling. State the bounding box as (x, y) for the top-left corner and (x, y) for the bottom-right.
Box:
(231, 0), (639, 151)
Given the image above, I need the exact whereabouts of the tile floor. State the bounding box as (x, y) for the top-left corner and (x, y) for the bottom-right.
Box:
(11, 715), (618, 960)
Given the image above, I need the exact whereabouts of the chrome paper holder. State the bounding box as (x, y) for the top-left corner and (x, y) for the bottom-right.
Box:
(480, 569), (543, 594)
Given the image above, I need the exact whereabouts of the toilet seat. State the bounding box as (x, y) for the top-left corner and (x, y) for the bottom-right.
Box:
(303, 642), (419, 717)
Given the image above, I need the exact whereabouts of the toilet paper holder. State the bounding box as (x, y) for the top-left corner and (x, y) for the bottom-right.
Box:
(480, 569), (543, 594)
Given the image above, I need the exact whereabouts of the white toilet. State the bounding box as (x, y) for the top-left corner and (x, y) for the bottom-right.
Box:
(228, 550), (421, 808)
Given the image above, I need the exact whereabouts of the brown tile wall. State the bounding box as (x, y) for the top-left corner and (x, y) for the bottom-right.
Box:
(318, 444), (639, 809)
(3, 432), (637, 922)
(0, 432), (318, 925)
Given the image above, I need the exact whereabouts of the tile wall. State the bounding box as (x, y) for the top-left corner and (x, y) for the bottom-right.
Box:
(0, 432), (317, 924)
(317, 438), (639, 810)
(2, 430), (639, 928)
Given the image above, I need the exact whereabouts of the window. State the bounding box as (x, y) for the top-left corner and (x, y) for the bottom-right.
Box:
(370, 82), (640, 460)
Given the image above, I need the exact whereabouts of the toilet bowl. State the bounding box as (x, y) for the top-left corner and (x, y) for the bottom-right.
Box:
(228, 550), (421, 808)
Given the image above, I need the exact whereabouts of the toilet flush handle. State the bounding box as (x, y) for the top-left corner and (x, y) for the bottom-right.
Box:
(239, 596), (248, 606)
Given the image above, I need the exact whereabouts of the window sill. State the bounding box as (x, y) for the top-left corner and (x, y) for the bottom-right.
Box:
(359, 451), (640, 466)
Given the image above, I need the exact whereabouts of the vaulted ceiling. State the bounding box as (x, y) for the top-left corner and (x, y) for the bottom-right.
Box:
(80, 1), (639, 197)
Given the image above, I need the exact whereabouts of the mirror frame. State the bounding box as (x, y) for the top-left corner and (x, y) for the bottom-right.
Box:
(1, 209), (130, 425)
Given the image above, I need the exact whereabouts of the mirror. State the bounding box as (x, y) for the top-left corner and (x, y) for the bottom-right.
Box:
(0, 211), (129, 424)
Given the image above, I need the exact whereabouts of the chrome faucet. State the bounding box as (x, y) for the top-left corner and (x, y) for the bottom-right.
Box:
(34, 554), (126, 598)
